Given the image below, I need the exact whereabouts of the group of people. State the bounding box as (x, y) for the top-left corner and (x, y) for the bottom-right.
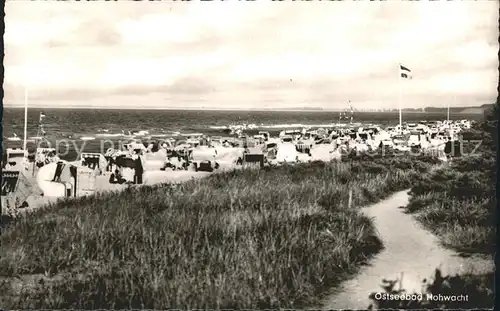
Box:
(108, 151), (144, 185)
(35, 150), (60, 168)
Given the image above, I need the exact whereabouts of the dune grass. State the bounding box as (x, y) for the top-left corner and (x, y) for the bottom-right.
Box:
(370, 109), (497, 309)
(405, 121), (496, 255)
(0, 155), (436, 309)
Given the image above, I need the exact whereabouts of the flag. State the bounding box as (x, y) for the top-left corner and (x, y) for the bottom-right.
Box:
(400, 64), (412, 79)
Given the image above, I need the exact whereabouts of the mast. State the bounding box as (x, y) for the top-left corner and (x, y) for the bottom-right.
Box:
(348, 100), (353, 124)
(447, 100), (450, 123)
(23, 86), (28, 150)
(398, 63), (402, 134)
(36, 113), (43, 140)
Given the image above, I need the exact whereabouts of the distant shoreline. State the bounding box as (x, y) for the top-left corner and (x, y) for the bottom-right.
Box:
(2, 106), (486, 114)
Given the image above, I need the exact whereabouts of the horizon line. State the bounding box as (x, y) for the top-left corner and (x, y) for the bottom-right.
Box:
(2, 105), (488, 112)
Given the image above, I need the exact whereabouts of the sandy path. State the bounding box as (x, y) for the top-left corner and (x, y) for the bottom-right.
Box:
(322, 190), (493, 309)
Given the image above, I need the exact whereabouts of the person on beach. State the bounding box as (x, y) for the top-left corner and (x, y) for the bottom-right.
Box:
(43, 151), (59, 165)
(1, 154), (7, 169)
(51, 151), (60, 163)
(236, 157), (243, 165)
(109, 170), (117, 184)
(109, 169), (125, 184)
(134, 155), (144, 184)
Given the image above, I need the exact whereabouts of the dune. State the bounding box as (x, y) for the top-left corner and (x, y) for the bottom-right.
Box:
(143, 170), (211, 184)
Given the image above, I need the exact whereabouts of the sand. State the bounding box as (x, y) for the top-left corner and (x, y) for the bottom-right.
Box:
(4, 143), (417, 215)
(3, 147), (244, 214)
(6, 170), (213, 213)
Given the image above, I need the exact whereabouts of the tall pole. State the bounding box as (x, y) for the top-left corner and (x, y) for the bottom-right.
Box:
(447, 100), (450, 123)
(398, 63), (402, 134)
(23, 86), (28, 150)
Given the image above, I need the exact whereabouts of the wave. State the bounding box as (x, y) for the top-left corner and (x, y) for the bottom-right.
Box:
(150, 134), (169, 137)
(95, 133), (124, 137)
(262, 123), (335, 129)
(209, 123), (361, 130)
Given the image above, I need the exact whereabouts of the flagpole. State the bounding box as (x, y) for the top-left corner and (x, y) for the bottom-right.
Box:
(447, 100), (450, 123)
(23, 86), (28, 150)
(398, 63), (402, 134)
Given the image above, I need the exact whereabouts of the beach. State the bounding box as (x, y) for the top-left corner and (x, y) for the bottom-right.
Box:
(3, 107), (482, 161)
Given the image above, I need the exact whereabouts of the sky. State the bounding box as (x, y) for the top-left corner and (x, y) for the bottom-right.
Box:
(3, 0), (499, 110)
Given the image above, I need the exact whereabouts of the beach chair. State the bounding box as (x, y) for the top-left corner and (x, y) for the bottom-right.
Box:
(69, 166), (78, 197)
(1, 170), (34, 210)
(444, 141), (462, 157)
(52, 162), (65, 182)
(105, 156), (114, 172)
(76, 167), (97, 196)
(50, 162), (75, 197)
(243, 154), (265, 169)
(266, 148), (277, 160)
(81, 153), (107, 174)
(194, 161), (215, 172)
(295, 143), (312, 154)
(1, 171), (20, 196)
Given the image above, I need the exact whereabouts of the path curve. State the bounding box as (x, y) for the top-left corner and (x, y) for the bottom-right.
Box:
(322, 190), (493, 309)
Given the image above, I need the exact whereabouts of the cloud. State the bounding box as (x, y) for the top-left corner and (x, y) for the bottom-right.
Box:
(46, 18), (122, 47)
(3, 0), (498, 109)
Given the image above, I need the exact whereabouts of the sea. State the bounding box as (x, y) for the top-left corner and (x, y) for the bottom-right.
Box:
(2, 108), (483, 161)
